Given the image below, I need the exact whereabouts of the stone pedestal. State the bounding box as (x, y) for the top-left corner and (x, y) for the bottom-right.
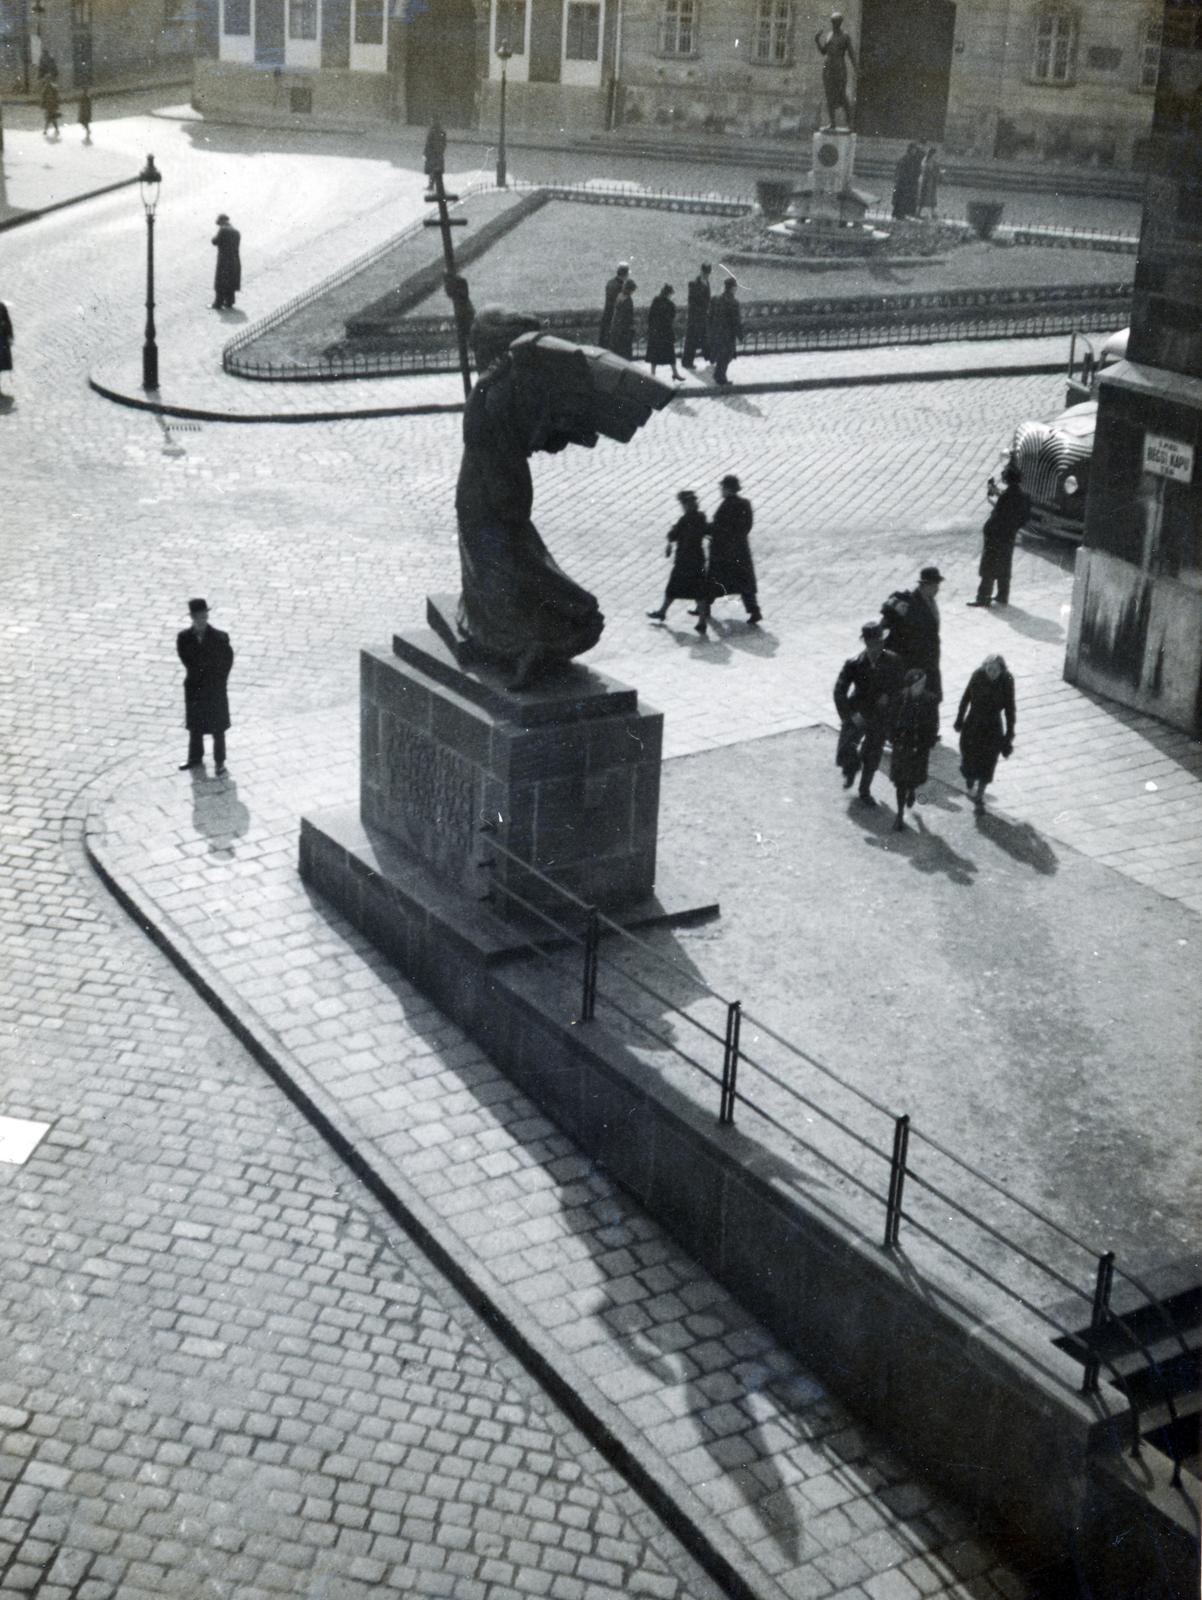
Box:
(358, 597), (663, 916)
(781, 127), (883, 253)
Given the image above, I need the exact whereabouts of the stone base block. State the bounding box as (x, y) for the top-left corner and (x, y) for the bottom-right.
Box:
(359, 613), (664, 916)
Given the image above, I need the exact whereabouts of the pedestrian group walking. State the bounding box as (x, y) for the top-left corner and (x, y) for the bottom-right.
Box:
(597, 261), (740, 385)
(833, 620), (904, 807)
(888, 668), (940, 830)
(41, 78), (61, 139)
(881, 565), (943, 703)
(646, 476), (762, 638)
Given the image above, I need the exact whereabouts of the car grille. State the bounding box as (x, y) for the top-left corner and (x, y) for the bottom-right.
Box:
(1013, 421), (1092, 507)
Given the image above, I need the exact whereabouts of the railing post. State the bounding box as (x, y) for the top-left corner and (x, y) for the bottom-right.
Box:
(579, 907), (599, 1022)
(719, 1000), (741, 1125)
(884, 1113), (910, 1249)
(1082, 1250), (1115, 1396)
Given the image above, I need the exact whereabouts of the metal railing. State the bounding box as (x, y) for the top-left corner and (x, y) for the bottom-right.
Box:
(221, 176), (1136, 384)
(476, 824), (1194, 1489)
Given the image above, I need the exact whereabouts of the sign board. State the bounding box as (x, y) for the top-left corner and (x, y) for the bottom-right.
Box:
(1143, 432), (1195, 483)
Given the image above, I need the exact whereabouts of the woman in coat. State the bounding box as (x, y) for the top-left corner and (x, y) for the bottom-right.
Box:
(607, 278), (636, 361)
(647, 490), (710, 634)
(954, 654), (1016, 808)
(888, 667), (940, 830)
(0, 300), (12, 396)
(645, 284), (683, 382)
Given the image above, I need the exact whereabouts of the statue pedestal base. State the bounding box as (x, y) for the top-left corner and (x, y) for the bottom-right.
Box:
(785, 128), (882, 252)
(299, 595), (717, 1002)
(357, 596), (664, 917)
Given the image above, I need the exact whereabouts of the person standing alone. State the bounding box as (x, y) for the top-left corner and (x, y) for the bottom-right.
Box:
(211, 214), (242, 310)
(968, 461), (1029, 607)
(177, 599), (234, 776)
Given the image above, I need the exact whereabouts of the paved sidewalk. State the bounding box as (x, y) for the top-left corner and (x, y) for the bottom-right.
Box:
(85, 718), (1060, 1600)
(0, 128), (139, 228)
(89, 332), (1070, 422)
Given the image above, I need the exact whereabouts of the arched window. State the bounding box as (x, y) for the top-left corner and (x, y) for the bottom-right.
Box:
(1031, 7), (1077, 84)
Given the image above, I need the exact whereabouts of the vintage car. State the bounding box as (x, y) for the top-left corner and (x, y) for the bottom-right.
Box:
(996, 328), (1129, 542)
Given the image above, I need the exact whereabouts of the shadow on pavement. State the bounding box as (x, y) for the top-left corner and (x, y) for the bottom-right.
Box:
(218, 307), (249, 324)
(190, 769), (251, 857)
(975, 809), (1059, 874)
(993, 603), (1065, 644)
(712, 620), (780, 659)
(712, 391), (764, 416)
(857, 804), (979, 886)
(0, 394), (15, 414)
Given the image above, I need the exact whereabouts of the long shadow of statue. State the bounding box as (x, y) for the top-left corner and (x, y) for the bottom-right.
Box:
(190, 770), (251, 858)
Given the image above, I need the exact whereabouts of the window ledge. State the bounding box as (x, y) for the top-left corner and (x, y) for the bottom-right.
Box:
(1026, 76), (1078, 87)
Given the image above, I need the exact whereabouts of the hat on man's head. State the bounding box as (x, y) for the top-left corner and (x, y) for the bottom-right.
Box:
(616, 261), (630, 273)
(188, 598), (209, 615)
(720, 474), (741, 491)
(700, 262), (712, 272)
(677, 489), (698, 503)
(861, 620), (884, 640)
(216, 214), (230, 225)
(919, 566), (944, 584)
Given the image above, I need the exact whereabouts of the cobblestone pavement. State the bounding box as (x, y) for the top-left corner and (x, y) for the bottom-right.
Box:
(2, 96), (1198, 1599)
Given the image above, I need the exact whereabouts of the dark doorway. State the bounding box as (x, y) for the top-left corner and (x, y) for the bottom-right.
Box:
(403, 0), (477, 126)
(255, 0), (285, 68)
(857, 0), (955, 142)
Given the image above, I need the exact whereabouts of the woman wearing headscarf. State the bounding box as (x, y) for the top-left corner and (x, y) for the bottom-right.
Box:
(645, 284), (683, 382)
(647, 490), (711, 634)
(888, 667), (940, 830)
(954, 654), (1016, 808)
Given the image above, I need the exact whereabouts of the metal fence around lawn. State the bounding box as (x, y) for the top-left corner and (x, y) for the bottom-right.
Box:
(475, 824), (1195, 1495)
(222, 177), (1136, 384)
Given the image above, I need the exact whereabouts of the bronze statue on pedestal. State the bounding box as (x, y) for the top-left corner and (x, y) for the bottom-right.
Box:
(815, 11), (856, 131)
(454, 308), (673, 690)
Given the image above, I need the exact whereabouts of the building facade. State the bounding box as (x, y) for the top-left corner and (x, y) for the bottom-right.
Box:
(189, 0), (1161, 163)
(1064, 0), (1202, 735)
(1, 0), (194, 92)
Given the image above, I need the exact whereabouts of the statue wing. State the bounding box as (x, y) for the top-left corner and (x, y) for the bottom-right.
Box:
(508, 332), (675, 455)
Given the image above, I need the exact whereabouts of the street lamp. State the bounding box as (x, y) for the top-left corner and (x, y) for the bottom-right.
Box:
(495, 38), (512, 189)
(139, 153), (162, 392)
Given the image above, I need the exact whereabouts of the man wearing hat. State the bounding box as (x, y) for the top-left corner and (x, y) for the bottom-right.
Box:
(702, 474), (760, 626)
(598, 262), (629, 348)
(682, 263), (712, 370)
(881, 566), (944, 702)
(177, 600), (234, 775)
(708, 276), (743, 386)
(211, 214), (242, 311)
(833, 620), (904, 804)
(970, 460), (1029, 607)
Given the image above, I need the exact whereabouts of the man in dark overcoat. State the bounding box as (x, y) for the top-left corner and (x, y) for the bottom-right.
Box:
(708, 277), (743, 386)
(598, 262), (629, 347)
(211, 214), (242, 310)
(833, 620), (904, 805)
(702, 474), (760, 626)
(682, 263), (712, 369)
(177, 599), (234, 775)
(968, 461), (1029, 607)
(881, 565), (943, 702)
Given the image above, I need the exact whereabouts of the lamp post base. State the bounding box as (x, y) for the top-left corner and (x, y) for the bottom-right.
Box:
(142, 346), (159, 391)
